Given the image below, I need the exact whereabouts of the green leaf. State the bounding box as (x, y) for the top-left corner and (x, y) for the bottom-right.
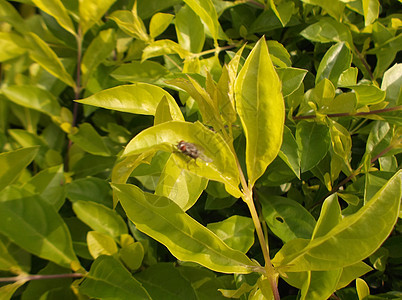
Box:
(27, 33), (75, 88)
(300, 17), (353, 48)
(336, 262), (373, 289)
(73, 201), (127, 239)
(316, 42), (352, 87)
(0, 0), (27, 34)
(2, 85), (61, 118)
(112, 183), (258, 274)
(302, 0), (345, 21)
(0, 32), (28, 62)
(296, 121), (331, 172)
(21, 263), (73, 300)
(66, 177), (112, 208)
(278, 126), (300, 178)
(207, 216), (255, 253)
(87, 231), (118, 258)
(0, 235), (30, 274)
(0, 190), (79, 268)
(249, 9), (283, 34)
(0, 147), (39, 192)
(31, 0), (75, 36)
(77, 83), (182, 118)
(135, 263), (198, 300)
(276, 67), (307, 97)
(338, 67), (358, 87)
(142, 39), (190, 60)
(234, 37), (285, 186)
(0, 280), (27, 300)
(175, 4), (205, 53)
(167, 76), (223, 130)
(381, 63), (402, 106)
(79, 0), (116, 35)
(110, 61), (170, 84)
(268, 0), (294, 27)
(108, 7), (149, 42)
(349, 84), (386, 106)
(300, 269), (342, 300)
(154, 96), (184, 124)
(183, 0), (226, 43)
(260, 195), (316, 243)
(149, 13), (174, 39)
(362, 0), (379, 26)
(272, 170), (402, 272)
(319, 92), (357, 114)
(119, 121), (241, 197)
(81, 29), (116, 87)
(79, 255), (151, 299)
(356, 278), (370, 300)
(155, 156), (208, 211)
(119, 239), (144, 271)
(68, 123), (111, 156)
(23, 165), (66, 210)
(311, 194), (341, 239)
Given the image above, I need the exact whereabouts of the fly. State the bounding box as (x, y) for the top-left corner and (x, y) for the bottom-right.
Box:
(176, 140), (212, 163)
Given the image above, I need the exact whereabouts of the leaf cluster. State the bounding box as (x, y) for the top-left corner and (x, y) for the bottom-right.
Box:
(0, 0), (401, 299)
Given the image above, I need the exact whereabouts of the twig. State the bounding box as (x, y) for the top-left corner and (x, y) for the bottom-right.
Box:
(311, 142), (399, 210)
(353, 45), (374, 81)
(0, 273), (84, 282)
(293, 105), (402, 120)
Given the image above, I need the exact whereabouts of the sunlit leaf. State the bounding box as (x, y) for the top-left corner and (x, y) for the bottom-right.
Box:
(27, 33), (75, 88)
(175, 4), (205, 53)
(260, 195), (316, 243)
(119, 121), (241, 197)
(234, 37), (285, 186)
(87, 231), (118, 258)
(316, 42), (352, 87)
(207, 215), (254, 253)
(183, 0), (226, 43)
(155, 156), (208, 211)
(79, 0), (116, 35)
(149, 13), (174, 39)
(272, 170), (402, 272)
(31, 0), (75, 35)
(113, 183), (258, 273)
(77, 83), (182, 118)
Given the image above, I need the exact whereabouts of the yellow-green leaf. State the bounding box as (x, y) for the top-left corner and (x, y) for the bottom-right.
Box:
(234, 37), (285, 187)
(79, 0), (116, 35)
(31, 0), (75, 36)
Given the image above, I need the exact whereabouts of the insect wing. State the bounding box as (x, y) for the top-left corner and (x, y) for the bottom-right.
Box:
(198, 151), (213, 163)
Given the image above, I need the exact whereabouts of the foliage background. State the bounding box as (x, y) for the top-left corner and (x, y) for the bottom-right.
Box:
(0, 0), (401, 299)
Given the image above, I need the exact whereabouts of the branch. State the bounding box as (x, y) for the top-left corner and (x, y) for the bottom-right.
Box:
(0, 273), (84, 282)
(311, 142), (399, 210)
(293, 105), (402, 121)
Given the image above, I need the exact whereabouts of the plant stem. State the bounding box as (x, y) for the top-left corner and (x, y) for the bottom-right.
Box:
(244, 189), (280, 300)
(65, 28), (83, 172)
(230, 147), (279, 298)
(353, 45), (374, 81)
(293, 105), (402, 120)
(0, 273), (84, 282)
(191, 43), (241, 59)
(312, 141), (400, 209)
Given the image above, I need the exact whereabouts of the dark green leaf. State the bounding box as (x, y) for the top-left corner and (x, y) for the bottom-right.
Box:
(79, 255), (151, 299)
